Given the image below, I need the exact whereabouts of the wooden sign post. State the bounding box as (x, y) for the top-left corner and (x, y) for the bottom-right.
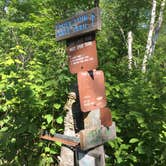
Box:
(41, 7), (116, 166)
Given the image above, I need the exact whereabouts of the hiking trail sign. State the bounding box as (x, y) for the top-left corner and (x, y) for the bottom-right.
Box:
(67, 34), (98, 74)
(40, 6), (116, 166)
(77, 70), (107, 112)
(55, 7), (101, 41)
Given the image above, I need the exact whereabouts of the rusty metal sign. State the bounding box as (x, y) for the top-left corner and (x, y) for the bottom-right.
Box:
(55, 7), (101, 41)
(77, 70), (107, 112)
(100, 107), (112, 127)
(40, 133), (80, 147)
(67, 37), (98, 74)
(80, 122), (116, 150)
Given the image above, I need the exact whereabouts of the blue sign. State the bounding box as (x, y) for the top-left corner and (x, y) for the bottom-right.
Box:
(55, 7), (101, 41)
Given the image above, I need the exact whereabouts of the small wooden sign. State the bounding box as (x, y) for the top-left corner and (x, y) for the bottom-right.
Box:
(80, 122), (116, 150)
(100, 107), (112, 127)
(77, 70), (107, 112)
(67, 35), (98, 73)
(55, 7), (101, 41)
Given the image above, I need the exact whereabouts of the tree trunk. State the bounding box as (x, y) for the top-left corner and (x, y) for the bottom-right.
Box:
(150, 0), (166, 56)
(142, 0), (157, 73)
(127, 31), (133, 70)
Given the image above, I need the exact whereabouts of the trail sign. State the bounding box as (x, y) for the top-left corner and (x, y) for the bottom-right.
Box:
(55, 7), (101, 41)
(80, 122), (116, 150)
(67, 34), (98, 74)
(77, 70), (107, 112)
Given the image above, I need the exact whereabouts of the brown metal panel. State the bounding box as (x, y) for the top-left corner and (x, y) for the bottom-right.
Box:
(77, 70), (107, 112)
(55, 7), (101, 41)
(67, 40), (98, 74)
(100, 107), (112, 127)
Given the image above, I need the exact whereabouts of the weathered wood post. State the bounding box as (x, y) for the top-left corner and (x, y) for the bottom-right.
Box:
(40, 6), (116, 166)
(59, 92), (77, 166)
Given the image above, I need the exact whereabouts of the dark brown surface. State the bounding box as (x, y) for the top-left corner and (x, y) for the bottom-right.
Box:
(77, 70), (107, 112)
(40, 134), (80, 147)
(67, 40), (98, 74)
(55, 7), (101, 41)
(100, 107), (112, 127)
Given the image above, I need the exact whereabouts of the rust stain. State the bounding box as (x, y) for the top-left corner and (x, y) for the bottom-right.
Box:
(100, 107), (112, 127)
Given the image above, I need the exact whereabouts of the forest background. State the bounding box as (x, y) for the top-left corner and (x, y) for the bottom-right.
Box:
(0, 0), (166, 165)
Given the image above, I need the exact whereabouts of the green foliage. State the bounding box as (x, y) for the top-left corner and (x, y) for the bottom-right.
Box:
(104, 68), (166, 165)
(0, 0), (166, 165)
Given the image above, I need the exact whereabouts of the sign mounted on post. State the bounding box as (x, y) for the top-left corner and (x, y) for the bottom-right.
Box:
(80, 122), (116, 150)
(55, 7), (101, 41)
(77, 70), (107, 112)
(67, 34), (98, 74)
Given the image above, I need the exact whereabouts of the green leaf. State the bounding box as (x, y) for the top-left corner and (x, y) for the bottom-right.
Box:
(55, 141), (62, 147)
(11, 138), (16, 143)
(50, 148), (57, 154)
(6, 59), (14, 65)
(53, 103), (61, 109)
(45, 147), (50, 153)
(44, 114), (53, 124)
(128, 155), (137, 162)
(56, 116), (63, 124)
(41, 125), (46, 130)
(50, 128), (56, 135)
(129, 138), (139, 144)
(46, 90), (54, 97)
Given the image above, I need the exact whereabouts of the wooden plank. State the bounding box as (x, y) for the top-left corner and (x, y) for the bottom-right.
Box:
(77, 70), (107, 112)
(78, 110), (105, 166)
(55, 7), (101, 41)
(84, 109), (101, 129)
(40, 133), (80, 147)
(83, 110), (105, 166)
(80, 122), (116, 150)
(87, 146), (105, 166)
(78, 152), (95, 166)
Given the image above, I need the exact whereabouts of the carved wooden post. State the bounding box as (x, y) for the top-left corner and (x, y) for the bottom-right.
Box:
(59, 92), (76, 166)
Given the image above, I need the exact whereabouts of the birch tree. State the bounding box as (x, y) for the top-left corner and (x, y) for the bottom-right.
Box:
(142, 0), (166, 73)
(150, 0), (166, 56)
(142, 0), (157, 73)
(127, 31), (133, 70)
